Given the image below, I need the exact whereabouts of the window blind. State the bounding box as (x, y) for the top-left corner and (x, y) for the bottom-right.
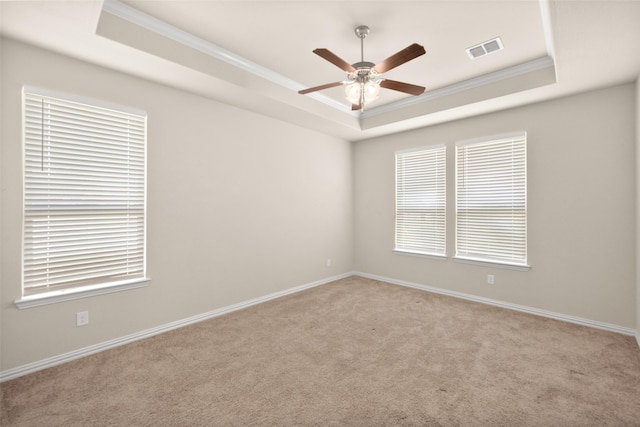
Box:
(455, 133), (526, 266)
(395, 145), (446, 256)
(23, 89), (147, 296)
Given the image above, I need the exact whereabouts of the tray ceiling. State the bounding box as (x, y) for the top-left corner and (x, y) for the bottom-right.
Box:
(1, 1), (639, 141)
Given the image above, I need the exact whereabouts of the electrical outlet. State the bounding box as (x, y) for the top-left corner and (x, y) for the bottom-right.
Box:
(76, 311), (89, 327)
(326, 258), (332, 267)
(487, 275), (495, 285)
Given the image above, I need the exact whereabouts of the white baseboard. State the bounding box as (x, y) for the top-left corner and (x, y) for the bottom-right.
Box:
(354, 271), (638, 338)
(0, 272), (353, 382)
(3, 271), (637, 382)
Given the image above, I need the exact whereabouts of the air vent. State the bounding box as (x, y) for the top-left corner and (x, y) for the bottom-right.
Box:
(466, 37), (504, 59)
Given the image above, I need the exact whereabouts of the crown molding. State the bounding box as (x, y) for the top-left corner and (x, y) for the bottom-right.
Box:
(101, 0), (351, 113)
(539, 0), (557, 61)
(361, 55), (555, 119)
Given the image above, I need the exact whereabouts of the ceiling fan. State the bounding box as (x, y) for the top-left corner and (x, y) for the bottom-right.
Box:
(298, 25), (426, 112)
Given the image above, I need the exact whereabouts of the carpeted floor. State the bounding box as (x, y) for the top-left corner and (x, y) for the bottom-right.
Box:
(2, 276), (640, 426)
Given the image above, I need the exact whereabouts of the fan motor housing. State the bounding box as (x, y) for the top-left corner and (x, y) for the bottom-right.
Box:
(352, 61), (376, 75)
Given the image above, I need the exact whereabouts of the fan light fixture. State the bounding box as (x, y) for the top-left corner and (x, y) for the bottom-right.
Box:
(344, 78), (381, 104)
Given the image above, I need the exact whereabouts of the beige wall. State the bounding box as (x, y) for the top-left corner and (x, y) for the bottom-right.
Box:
(637, 77), (640, 338)
(0, 38), (3, 372)
(0, 38), (354, 371)
(354, 83), (637, 328)
(1, 36), (638, 374)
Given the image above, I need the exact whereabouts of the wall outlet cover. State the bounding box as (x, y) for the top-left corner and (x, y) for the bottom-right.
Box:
(76, 311), (89, 326)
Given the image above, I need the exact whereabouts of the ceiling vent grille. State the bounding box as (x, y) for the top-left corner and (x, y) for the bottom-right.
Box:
(466, 37), (504, 59)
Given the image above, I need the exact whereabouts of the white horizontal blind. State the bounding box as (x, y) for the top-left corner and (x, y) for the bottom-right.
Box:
(23, 89), (146, 296)
(455, 133), (526, 265)
(395, 145), (446, 256)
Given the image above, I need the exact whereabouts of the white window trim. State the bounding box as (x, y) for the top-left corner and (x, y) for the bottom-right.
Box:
(394, 144), (447, 257)
(19, 87), (150, 305)
(24, 86), (146, 117)
(15, 278), (151, 309)
(392, 249), (448, 261)
(455, 131), (528, 268)
(453, 256), (530, 271)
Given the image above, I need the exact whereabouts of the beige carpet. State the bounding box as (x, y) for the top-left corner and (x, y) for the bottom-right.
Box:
(2, 276), (640, 426)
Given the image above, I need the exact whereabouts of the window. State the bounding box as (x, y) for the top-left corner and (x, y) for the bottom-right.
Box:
(455, 132), (527, 268)
(395, 145), (446, 257)
(21, 88), (147, 302)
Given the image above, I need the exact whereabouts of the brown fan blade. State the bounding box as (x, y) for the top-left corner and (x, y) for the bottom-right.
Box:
(373, 43), (426, 74)
(352, 102), (362, 111)
(313, 48), (357, 73)
(380, 79), (425, 96)
(298, 81), (343, 95)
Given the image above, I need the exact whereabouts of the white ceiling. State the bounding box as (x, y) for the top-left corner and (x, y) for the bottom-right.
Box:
(1, 0), (639, 141)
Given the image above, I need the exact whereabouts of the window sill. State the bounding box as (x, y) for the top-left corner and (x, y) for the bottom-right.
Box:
(15, 278), (151, 309)
(453, 256), (530, 271)
(393, 249), (448, 261)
